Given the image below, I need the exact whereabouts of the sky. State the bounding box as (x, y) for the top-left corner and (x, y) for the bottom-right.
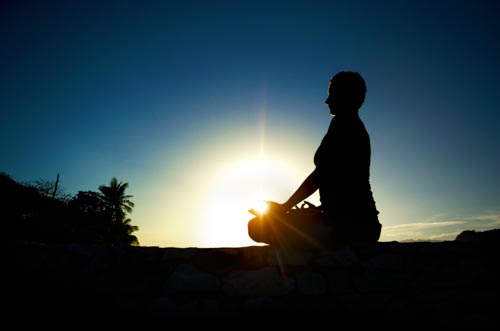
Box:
(1, 0), (499, 247)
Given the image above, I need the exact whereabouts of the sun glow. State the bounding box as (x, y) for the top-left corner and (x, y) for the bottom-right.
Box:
(198, 154), (295, 247)
(252, 200), (269, 215)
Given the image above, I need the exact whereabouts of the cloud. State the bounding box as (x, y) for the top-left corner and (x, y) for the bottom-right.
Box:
(380, 209), (500, 242)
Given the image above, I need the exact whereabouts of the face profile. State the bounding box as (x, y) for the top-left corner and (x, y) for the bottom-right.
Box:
(325, 82), (337, 116)
(325, 71), (366, 116)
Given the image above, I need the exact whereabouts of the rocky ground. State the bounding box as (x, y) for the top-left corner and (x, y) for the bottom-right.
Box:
(6, 231), (500, 327)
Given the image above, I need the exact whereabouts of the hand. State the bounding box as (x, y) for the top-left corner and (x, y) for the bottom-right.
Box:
(249, 200), (269, 216)
(248, 200), (287, 216)
(263, 200), (288, 214)
(248, 208), (259, 216)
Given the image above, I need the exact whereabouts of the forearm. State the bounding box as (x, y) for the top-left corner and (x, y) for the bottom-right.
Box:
(283, 169), (319, 210)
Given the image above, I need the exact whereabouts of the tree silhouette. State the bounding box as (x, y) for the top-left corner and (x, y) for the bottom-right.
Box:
(25, 176), (72, 202)
(97, 177), (139, 246)
(3, 172), (140, 246)
(69, 190), (106, 215)
(98, 177), (135, 224)
(69, 187), (139, 246)
(114, 217), (140, 246)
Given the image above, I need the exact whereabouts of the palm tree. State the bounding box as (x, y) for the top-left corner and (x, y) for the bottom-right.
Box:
(122, 217), (140, 246)
(98, 177), (135, 223)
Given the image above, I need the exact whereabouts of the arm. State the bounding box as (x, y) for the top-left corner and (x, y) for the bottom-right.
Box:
(267, 168), (319, 212)
(252, 168), (319, 216)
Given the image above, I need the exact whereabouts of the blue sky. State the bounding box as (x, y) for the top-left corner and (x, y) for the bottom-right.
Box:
(1, 0), (499, 247)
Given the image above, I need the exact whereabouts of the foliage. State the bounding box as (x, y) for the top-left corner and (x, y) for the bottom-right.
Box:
(98, 177), (135, 223)
(24, 177), (72, 202)
(1, 172), (139, 246)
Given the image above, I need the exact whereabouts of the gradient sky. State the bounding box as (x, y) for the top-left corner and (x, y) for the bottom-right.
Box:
(1, 0), (499, 247)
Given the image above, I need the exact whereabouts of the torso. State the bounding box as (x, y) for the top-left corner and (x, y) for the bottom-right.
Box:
(314, 114), (378, 223)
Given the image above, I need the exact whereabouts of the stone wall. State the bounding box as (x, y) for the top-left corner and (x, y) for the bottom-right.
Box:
(7, 240), (499, 327)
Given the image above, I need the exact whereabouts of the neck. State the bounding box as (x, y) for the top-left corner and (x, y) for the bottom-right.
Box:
(334, 110), (359, 119)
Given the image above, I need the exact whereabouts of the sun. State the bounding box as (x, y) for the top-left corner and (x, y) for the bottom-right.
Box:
(198, 155), (294, 247)
(251, 200), (269, 215)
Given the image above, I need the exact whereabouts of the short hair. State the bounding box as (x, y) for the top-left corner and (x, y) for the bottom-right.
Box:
(330, 71), (366, 109)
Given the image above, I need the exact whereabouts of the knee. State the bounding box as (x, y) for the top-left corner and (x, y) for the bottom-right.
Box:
(247, 217), (262, 243)
(375, 222), (382, 242)
(361, 222), (382, 243)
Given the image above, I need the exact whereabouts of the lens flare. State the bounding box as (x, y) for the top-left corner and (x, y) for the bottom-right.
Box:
(254, 200), (269, 214)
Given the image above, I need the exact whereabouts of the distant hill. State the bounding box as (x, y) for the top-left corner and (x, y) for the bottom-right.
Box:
(455, 228), (500, 242)
(396, 228), (500, 243)
(398, 239), (443, 243)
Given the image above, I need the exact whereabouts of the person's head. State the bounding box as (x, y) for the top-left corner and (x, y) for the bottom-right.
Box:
(325, 71), (366, 116)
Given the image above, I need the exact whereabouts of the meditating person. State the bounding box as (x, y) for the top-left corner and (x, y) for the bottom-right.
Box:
(248, 71), (382, 250)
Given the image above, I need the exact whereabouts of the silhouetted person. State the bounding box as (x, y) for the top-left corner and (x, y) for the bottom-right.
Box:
(248, 71), (381, 250)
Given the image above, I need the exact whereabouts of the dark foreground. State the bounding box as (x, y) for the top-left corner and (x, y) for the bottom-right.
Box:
(7, 238), (499, 327)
